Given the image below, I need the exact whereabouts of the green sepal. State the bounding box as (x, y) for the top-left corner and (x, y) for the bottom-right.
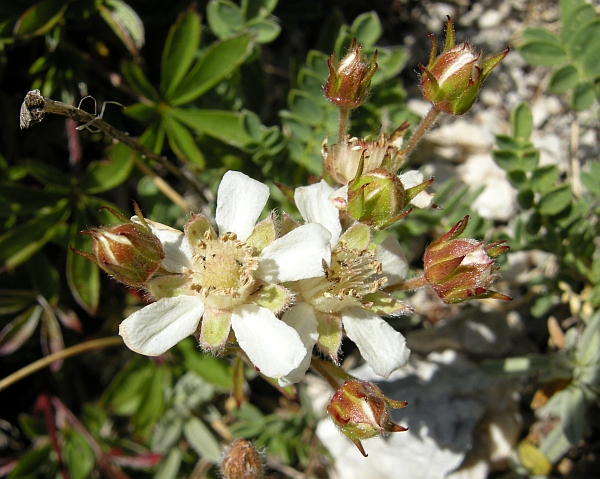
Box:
(246, 211), (277, 254)
(145, 275), (190, 299)
(316, 311), (342, 364)
(363, 291), (413, 316)
(200, 307), (231, 353)
(339, 222), (371, 250)
(184, 214), (215, 245)
(249, 284), (293, 315)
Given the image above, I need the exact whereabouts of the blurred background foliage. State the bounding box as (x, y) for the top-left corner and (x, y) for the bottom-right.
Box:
(0, 0), (599, 478)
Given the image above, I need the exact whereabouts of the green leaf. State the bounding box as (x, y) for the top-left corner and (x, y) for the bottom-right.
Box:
(183, 417), (222, 463)
(79, 143), (134, 193)
(537, 184), (572, 215)
(576, 314), (600, 366)
(139, 121), (166, 154)
(246, 17), (281, 43)
(206, 0), (244, 39)
(67, 208), (99, 315)
(133, 364), (169, 437)
(98, 0), (145, 56)
(510, 102), (533, 143)
(242, 0), (278, 19)
(124, 103), (158, 121)
(122, 61), (160, 102)
(288, 90), (323, 126)
(102, 357), (152, 415)
(25, 159), (72, 189)
(163, 113), (205, 169)
(8, 444), (52, 478)
(492, 149), (521, 172)
(351, 11), (382, 47)
(153, 448), (182, 479)
(521, 27), (561, 44)
(169, 108), (254, 148)
(518, 41), (568, 67)
(560, 386), (586, 445)
(507, 170), (527, 189)
(63, 429), (95, 479)
(563, 4), (596, 48)
(0, 186), (65, 217)
(169, 33), (255, 106)
(569, 18), (600, 78)
(0, 305), (42, 355)
(581, 169), (600, 196)
(177, 338), (232, 389)
(517, 188), (534, 209)
(571, 81), (596, 110)
(13, 0), (67, 38)
(549, 64), (580, 94)
(560, 0), (586, 26)
(0, 200), (70, 271)
(531, 165), (560, 192)
(520, 147), (540, 172)
(28, 251), (60, 302)
(161, 10), (202, 97)
(371, 47), (408, 84)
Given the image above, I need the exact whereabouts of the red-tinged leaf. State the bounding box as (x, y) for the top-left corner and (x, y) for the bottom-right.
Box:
(40, 302), (64, 372)
(56, 307), (82, 333)
(108, 451), (162, 468)
(0, 305), (42, 355)
(13, 0), (68, 39)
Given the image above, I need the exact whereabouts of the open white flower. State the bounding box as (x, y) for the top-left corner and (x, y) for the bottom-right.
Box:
(278, 180), (412, 386)
(119, 171), (331, 379)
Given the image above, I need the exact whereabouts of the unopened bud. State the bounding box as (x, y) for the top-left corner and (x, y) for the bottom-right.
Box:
(324, 40), (378, 109)
(327, 379), (408, 457)
(73, 205), (164, 287)
(220, 439), (264, 479)
(419, 17), (508, 115)
(423, 215), (511, 303)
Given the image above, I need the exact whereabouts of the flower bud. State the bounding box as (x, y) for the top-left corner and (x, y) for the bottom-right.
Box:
(419, 17), (508, 115)
(73, 206), (164, 288)
(327, 379), (408, 457)
(423, 215), (511, 304)
(324, 39), (378, 109)
(346, 167), (410, 229)
(220, 439), (264, 479)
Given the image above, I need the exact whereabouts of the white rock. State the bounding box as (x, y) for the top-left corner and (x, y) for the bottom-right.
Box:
(426, 121), (496, 152)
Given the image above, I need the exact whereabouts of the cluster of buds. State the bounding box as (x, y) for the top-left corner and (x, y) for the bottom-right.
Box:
(327, 379), (408, 457)
(72, 204), (164, 288)
(419, 17), (509, 115)
(423, 215), (511, 304)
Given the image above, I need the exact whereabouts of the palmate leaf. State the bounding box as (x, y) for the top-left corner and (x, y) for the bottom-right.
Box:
(162, 113), (205, 169)
(122, 61), (160, 102)
(79, 143), (134, 194)
(168, 33), (255, 106)
(161, 9), (202, 98)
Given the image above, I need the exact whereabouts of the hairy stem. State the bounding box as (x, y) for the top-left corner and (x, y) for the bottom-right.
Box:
(384, 275), (429, 293)
(400, 106), (441, 157)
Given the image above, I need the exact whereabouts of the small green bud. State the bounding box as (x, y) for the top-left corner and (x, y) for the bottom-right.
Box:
(324, 39), (378, 109)
(73, 206), (164, 288)
(327, 379), (408, 457)
(423, 215), (511, 303)
(419, 17), (509, 115)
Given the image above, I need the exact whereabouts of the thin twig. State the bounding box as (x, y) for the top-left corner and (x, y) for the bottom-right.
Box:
(0, 336), (123, 391)
(19, 90), (206, 210)
(400, 105), (441, 157)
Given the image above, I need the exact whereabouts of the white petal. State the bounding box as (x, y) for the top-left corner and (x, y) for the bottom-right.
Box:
(215, 171), (269, 241)
(279, 303), (319, 386)
(399, 170), (434, 209)
(132, 217), (192, 272)
(295, 180), (342, 246)
(375, 235), (409, 287)
(342, 308), (410, 378)
(119, 296), (204, 356)
(256, 223), (331, 283)
(231, 304), (306, 378)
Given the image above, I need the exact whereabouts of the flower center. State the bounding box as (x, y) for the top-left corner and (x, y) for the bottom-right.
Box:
(189, 230), (258, 309)
(299, 240), (386, 313)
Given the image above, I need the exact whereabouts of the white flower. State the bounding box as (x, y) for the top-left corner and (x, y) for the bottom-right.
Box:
(119, 171), (331, 379)
(278, 181), (412, 386)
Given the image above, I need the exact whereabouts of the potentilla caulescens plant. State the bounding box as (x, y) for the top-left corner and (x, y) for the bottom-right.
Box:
(74, 18), (510, 458)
